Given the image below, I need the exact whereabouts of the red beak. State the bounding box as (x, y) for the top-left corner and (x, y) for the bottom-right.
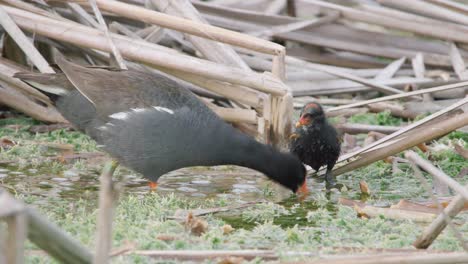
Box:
(296, 178), (309, 195)
(296, 115), (309, 128)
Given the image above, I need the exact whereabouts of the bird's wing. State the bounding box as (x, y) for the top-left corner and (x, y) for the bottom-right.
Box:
(96, 105), (220, 181)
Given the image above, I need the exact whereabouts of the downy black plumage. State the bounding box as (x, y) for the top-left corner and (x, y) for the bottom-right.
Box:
(289, 102), (341, 189)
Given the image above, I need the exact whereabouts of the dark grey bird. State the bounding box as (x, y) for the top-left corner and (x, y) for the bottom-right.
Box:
(15, 56), (307, 193)
(289, 102), (341, 189)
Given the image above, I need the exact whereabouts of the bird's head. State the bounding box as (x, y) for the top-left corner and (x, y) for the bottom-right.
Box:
(296, 102), (325, 127)
(270, 152), (308, 194)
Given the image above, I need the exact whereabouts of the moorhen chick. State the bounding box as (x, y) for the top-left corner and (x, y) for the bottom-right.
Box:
(15, 56), (307, 193)
(289, 102), (341, 189)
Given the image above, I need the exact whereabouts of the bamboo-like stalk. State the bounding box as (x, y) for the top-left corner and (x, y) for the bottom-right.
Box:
(413, 183), (468, 249)
(355, 205), (436, 222)
(0, 6), (54, 73)
(427, 0), (468, 14)
(164, 69), (263, 108)
(333, 111), (468, 176)
(302, 0), (468, 44)
(92, 0), (283, 55)
(108, 23), (262, 109)
(374, 57), (406, 81)
(286, 56), (403, 95)
(88, 0), (127, 70)
(68, 2), (100, 28)
(407, 157), (466, 250)
(335, 96), (468, 163)
(6, 213), (26, 264)
(327, 81), (468, 112)
(405, 151), (468, 200)
(147, 0), (251, 70)
(94, 161), (119, 264)
(3, 5), (287, 96)
(296, 253), (468, 264)
(0, 80), (67, 123)
(248, 13), (338, 38)
(335, 123), (400, 135)
(205, 103), (258, 124)
(378, 0), (468, 26)
(0, 186), (97, 264)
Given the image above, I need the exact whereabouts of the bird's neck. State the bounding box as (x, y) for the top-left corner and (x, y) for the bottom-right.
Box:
(215, 125), (282, 177)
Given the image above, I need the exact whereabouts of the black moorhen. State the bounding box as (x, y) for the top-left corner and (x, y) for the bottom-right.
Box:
(289, 102), (341, 189)
(15, 56), (307, 193)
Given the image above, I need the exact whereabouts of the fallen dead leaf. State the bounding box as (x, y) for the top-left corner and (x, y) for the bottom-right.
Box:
(185, 212), (208, 236)
(359, 180), (371, 196)
(454, 143), (468, 159)
(221, 224), (234, 235)
(217, 257), (244, 264)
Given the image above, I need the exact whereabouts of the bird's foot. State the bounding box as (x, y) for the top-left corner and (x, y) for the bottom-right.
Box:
(325, 173), (343, 191)
(148, 181), (158, 191)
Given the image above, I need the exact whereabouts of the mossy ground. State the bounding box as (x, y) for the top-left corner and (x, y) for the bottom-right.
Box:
(1, 112), (467, 263)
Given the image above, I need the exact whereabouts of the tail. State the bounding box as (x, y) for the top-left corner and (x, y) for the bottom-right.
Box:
(13, 72), (73, 95)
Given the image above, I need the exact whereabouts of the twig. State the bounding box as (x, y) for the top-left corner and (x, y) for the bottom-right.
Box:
(405, 151), (468, 200)
(336, 97), (468, 164)
(0, 189), (96, 264)
(449, 43), (468, 80)
(333, 111), (468, 176)
(302, 0), (468, 44)
(406, 157), (467, 251)
(335, 123), (400, 135)
(0, 6), (54, 73)
(327, 81), (468, 112)
(67, 3), (99, 28)
(354, 205), (435, 222)
(413, 184), (468, 249)
(248, 13), (338, 39)
(287, 57), (404, 95)
(88, 0), (127, 70)
(378, 0), (468, 26)
(374, 57), (406, 81)
(94, 161), (119, 264)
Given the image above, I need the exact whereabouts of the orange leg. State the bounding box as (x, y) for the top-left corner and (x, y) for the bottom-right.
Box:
(148, 181), (158, 191)
(297, 178), (309, 196)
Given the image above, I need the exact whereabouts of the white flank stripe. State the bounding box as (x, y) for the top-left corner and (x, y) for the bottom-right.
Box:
(109, 112), (129, 120)
(131, 108), (146, 113)
(97, 126), (108, 131)
(153, 106), (174, 114)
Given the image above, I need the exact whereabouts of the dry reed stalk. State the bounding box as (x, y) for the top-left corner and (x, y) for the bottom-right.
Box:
(335, 96), (468, 163)
(335, 123), (400, 135)
(0, 80), (66, 123)
(292, 252), (468, 264)
(406, 151), (468, 200)
(374, 57), (406, 81)
(88, 0), (127, 70)
(378, 0), (468, 26)
(302, 0), (468, 44)
(328, 82), (468, 112)
(91, 0), (284, 55)
(406, 158), (466, 250)
(3, 6), (287, 96)
(0, 6), (54, 73)
(286, 56), (403, 95)
(0, 189), (93, 263)
(147, 0), (251, 70)
(413, 183), (468, 249)
(354, 205), (436, 222)
(333, 111), (468, 176)
(427, 0), (468, 14)
(94, 161), (119, 264)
